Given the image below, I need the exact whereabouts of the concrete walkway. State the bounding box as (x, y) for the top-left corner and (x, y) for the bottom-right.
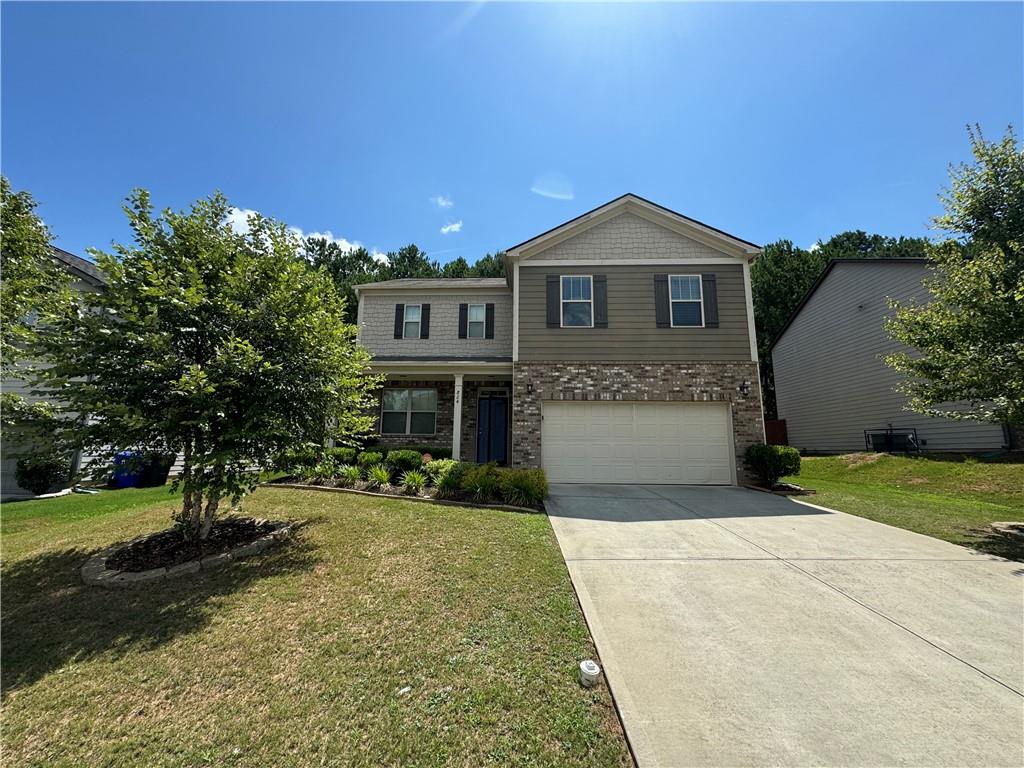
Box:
(546, 484), (1024, 768)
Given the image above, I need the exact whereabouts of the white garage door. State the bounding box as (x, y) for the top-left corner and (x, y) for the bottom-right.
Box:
(541, 401), (734, 485)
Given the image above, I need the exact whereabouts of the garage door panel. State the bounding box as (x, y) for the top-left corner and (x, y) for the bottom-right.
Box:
(542, 401), (733, 485)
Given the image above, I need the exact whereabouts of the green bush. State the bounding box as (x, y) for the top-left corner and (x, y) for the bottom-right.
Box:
(327, 447), (358, 464)
(386, 449), (424, 473)
(498, 468), (548, 508)
(424, 458), (458, 486)
(312, 458), (339, 482)
(337, 464), (362, 487)
(744, 444), (800, 488)
(461, 462), (501, 503)
(357, 451), (384, 469)
(401, 469), (427, 495)
(365, 463), (391, 489)
(15, 452), (71, 495)
(435, 461), (471, 498)
(276, 446), (320, 473)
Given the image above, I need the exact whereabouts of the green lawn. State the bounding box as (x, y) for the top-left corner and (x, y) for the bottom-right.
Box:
(786, 453), (1024, 560)
(1, 486), (630, 768)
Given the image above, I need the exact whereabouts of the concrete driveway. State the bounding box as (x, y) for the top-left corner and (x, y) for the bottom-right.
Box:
(546, 484), (1024, 768)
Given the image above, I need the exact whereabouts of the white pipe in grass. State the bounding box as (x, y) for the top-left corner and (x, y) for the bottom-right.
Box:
(579, 659), (601, 687)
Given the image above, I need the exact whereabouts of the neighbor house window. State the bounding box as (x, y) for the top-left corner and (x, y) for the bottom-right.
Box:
(561, 275), (593, 327)
(669, 275), (703, 327)
(381, 388), (437, 435)
(403, 304), (421, 338)
(468, 304), (486, 338)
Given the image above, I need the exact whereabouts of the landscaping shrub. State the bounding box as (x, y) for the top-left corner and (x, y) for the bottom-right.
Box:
(424, 458), (458, 486)
(401, 469), (427, 495)
(312, 459), (339, 483)
(15, 451), (71, 495)
(461, 462), (502, 503)
(365, 464), (391, 490)
(327, 447), (358, 464)
(337, 464), (362, 487)
(402, 444), (452, 460)
(357, 451), (384, 469)
(498, 468), (548, 508)
(435, 461), (471, 498)
(276, 446), (320, 473)
(744, 444), (801, 488)
(386, 449), (424, 474)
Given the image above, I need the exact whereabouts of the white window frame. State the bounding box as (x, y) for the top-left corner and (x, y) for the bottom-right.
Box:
(402, 304), (422, 339)
(380, 387), (437, 435)
(560, 274), (594, 329)
(467, 303), (486, 339)
(669, 274), (704, 328)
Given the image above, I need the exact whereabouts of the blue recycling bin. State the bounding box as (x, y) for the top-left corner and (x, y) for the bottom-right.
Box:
(111, 450), (144, 488)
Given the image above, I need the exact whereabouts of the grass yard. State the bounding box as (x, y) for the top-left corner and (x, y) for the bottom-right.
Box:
(786, 453), (1024, 560)
(1, 486), (631, 768)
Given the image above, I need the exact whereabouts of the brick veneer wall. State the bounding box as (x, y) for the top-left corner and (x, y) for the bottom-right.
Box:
(370, 380), (455, 453)
(511, 362), (764, 482)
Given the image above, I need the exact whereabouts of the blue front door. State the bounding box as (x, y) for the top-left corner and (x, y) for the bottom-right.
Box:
(476, 394), (509, 465)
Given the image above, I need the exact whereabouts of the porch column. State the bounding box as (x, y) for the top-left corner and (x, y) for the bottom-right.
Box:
(452, 373), (464, 460)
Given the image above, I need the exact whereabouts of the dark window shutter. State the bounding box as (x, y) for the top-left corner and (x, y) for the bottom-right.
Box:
(458, 303), (468, 339)
(485, 303), (495, 338)
(394, 304), (404, 338)
(593, 275), (608, 328)
(546, 275), (560, 328)
(701, 274), (719, 328)
(654, 275), (670, 328)
(420, 304), (431, 338)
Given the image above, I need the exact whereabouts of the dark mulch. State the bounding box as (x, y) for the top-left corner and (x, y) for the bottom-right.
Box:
(107, 517), (280, 572)
(745, 482), (816, 496)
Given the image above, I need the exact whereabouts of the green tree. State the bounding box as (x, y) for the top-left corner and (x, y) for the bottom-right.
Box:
(38, 191), (381, 540)
(467, 251), (506, 278)
(0, 177), (71, 437)
(380, 244), (440, 280)
(302, 237), (381, 323)
(886, 125), (1024, 425)
(441, 256), (470, 278)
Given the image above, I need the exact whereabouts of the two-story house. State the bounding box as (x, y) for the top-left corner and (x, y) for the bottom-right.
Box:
(355, 194), (765, 485)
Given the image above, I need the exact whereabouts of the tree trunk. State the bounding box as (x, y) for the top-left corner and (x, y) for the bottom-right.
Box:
(199, 496), (219, 540)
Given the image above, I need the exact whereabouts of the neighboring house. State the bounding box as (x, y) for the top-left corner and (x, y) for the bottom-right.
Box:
(355, 194), (765, 485)
(1, 247), (107, 500)
(770, 258), (1010, 454)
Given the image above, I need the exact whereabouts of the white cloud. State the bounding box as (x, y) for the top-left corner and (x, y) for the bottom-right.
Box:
(807, 242), (821, 252)
(430, 194), (454, 209)
(226, 206), (381, 257)
(440, 220), (463, 235)
(530, 172), (574, 201)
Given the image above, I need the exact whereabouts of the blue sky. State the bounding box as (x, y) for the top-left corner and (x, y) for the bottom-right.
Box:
(3, 2), (1022, 262)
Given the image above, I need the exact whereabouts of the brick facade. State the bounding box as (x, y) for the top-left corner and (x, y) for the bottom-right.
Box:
(511, 361), (764, 482)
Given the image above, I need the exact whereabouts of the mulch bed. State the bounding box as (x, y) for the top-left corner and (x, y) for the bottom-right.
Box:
(107, 517), (279, 572)
(744, 482), (815, 496)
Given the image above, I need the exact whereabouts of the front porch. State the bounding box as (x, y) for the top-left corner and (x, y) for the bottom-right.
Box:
(369, 363), (513, 464)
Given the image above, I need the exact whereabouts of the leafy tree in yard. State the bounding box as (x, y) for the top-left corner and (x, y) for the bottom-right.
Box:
(0, 177), (71, 440)
(752, 231), (929, 418)
(886, 125), (1024, 425)
(302, 237), (380, 324)
(38, 191), (381, 540)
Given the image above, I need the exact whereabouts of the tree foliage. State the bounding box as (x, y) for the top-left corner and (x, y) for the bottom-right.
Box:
(38, 191), (381, 540)
(752, 231), (928, 418)
(0, 177), (72, 438)
(886, 125), (1024, 425)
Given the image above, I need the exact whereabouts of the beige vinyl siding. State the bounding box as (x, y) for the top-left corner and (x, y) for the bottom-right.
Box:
(517, 264), (751, 361)
(772, 261), (1006, 453)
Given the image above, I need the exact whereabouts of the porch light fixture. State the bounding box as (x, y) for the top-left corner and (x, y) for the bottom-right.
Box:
(739, 381), (751, 397)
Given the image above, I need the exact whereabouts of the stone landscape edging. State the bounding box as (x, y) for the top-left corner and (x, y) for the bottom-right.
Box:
(81, 520), (295, 589)
(270, 481), (543, 515)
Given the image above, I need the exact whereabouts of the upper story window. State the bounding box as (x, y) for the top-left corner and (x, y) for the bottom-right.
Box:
(561, 275), (593, 328)
(669, 275), (703, 327)
(468, 304), (486, 338)
(403, 304), (421, 338)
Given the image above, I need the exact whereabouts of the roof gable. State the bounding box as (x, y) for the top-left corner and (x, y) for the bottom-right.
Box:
(506, 194), (761, 262)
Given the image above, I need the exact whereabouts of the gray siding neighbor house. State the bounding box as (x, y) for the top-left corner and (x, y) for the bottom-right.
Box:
(355, 194), (766, 485)
(771, 259), (1009, 454)
(1, 248), (107, 500)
